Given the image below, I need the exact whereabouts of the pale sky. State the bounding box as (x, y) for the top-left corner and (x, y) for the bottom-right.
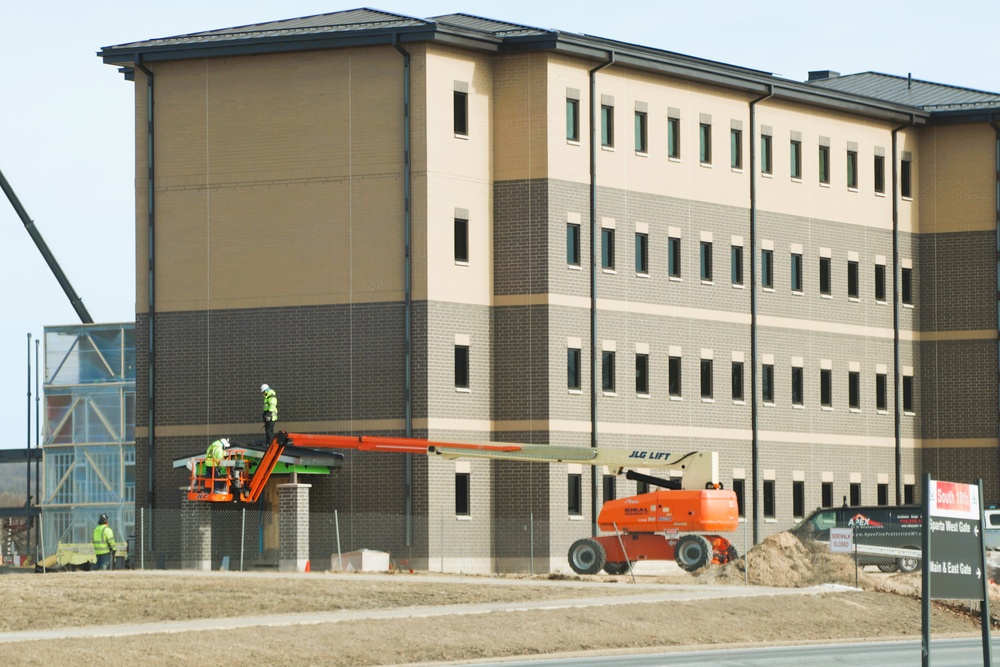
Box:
(0, 0), (996, 449)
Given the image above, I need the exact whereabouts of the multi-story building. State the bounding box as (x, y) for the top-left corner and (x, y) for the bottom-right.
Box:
(98, 9), (1000, 570)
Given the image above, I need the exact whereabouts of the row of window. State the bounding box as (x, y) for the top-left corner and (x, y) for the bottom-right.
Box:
(566, 225), (914, 304)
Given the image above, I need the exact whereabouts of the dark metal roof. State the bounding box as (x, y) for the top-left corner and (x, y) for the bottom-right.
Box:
(808, 72), (1000, 112)
(431, 13), (550, 38)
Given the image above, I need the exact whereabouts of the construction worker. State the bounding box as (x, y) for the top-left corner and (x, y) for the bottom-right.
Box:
(205, 438), (230, 492)
(93, 514), (116, 571)
(261, 383), (277, 444)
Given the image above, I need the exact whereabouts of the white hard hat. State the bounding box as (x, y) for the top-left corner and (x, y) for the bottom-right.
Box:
(261, 384), (269, 392)
(220, 438), (230, 448)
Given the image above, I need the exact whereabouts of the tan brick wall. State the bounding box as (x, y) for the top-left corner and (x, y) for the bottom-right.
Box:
(918, 122), (996, 234)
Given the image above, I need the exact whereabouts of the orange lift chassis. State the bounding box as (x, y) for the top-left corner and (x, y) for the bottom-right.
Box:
(187, 431), (740, 573)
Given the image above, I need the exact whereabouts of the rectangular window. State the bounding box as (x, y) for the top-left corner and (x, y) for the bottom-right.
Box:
(733, 478), (745, 517)
(819, 257), (831, 295)
(601, 228), (615, 269)
(761, 134), (773, 175)
(636, 353), (649, 395)
(903, 375), (914, 413)
(699, 123), (712, 163)
(454, 217), (469, 263)
(601, 105), (614, 147)
(455, 345), (470, 389)
(849, 371), (860, 409)
(904, 484), (915, 504)
(761, 249), (773, 289)
(567, 348), (581, 390)
(877, 483), (889, 506)
(875, 264), (886, 301)
(603, 475), (616, 503)
(731, 245), (744, 286)
(731, 128), (742, 169)
(902, 266), (913, 305)
(820, 368), (832, 407)
(847, 260), (859, 298)
(635, 111), (647, 153)
(762, 363), (774, 403)
(669, 356), (682, 397)
(566, 98), (579, 141)
(819, 145), (830, 184)
(901, 157), (912, 198)
(876, 373), (888, 411)
(455, 472), (470, 516)
(454, 90), (468, 135)
(567, 223), (580, 266)
(793, 481), (805, 519)
(700, 359), (713, 399)
(821, 481), (833, 508)
(791, 252), (803, 292)
(850, 482), (861, 506)
(667, 116), (681, 158)
(668, 236), (681, 278)
(568, 473), (582, 515)
(636, 479), (650, 495)
(790, 140), (802, 179)
(635, 233), (649, 274)
(792, 366), (804, 406)
(874, 154), (886, 194)
(602, 351), (616, 393)
(763, 480), (775, 518)
(847, 150), (858, 188)
(732, 361), (744, 401)
(700, 241), (713, 281)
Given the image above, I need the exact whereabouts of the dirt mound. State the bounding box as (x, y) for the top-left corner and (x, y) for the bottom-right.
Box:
(698, 531), (880, 588)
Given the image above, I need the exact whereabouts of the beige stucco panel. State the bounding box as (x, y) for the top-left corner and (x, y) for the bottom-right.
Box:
(918, 122), (996, 234)
(494, 52), (549, 182)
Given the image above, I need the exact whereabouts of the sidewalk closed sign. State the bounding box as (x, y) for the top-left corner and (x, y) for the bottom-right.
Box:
(830, 527), (853, 553)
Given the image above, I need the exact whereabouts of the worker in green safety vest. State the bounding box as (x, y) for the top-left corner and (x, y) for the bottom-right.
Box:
(205, 438), (230, 492)
(93, 514), (116, 571)
(261, 383), (278, 444)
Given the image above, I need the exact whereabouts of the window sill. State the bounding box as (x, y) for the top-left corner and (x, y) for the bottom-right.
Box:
(702, 397), (715, 403)
(601, 145), (615, 152)
(877, 409), (889, 415)
(761, 172), (773, 179)
(850, 408), (861, 413)
(762, 287), (774, 293)
(902, 196), (914, 202)
(875, 299), (887, 306)
(875, 191), (886, 198)
(733, 400), (746, 405)
(456, 387), (471, 394)
(792, 290), (804, 296)
(602, 268), (616, 274)
(455, 261), (469, 267)
(456, 515), (472, 521)
(849, 296), (860, 302)
(793, 404), (805, 410)
(791, 177), (802, 183)
(637, 393), (651, 399)
(568, 264), (582, 271)
(764, 518), (778, 523)
(636, 151), (649, 157)
(821, 293), (832, 300)
(455, 133), (469, 140)
(637, 272), (650, 279)
(903, 411), (915, 417)
(821, 406), (833, 412)
(732, 167), (744, 174)
(568, 389), (582, 395)
(668, 156), (682, 163)
(763, 401), (775, 407)
(700, 161), (713, 168)
(566, 139), (581, 146)
(732, 283), (745, 289)
(701, 280), (714, 286)
(848, 187), (858, 193)
(568, 515), (584, 521)
(820, 182), (831, 188)
(669, 276), (682, 282)
(603, 392), (617, 397)
(903, 303), (914, 309)
(669, 395), (683, 402)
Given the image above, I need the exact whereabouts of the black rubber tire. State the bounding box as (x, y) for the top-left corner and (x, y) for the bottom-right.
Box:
(724, 545), (739, 564)
(603, 561), (629, 575)
(567, 538), (606, 575)
(897, 548), (920, 573)
(877, 563), (899, 573)
(675, 535), (712, 572)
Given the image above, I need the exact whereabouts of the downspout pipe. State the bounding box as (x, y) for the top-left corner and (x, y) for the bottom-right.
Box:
(891, 116), (913, 505)
(989, 114), (1000, 492)
(135, 57), (156, 511)
(589, 52), (614, 536)
(393, 36), (413, 546)
(748, 85), (772, 546)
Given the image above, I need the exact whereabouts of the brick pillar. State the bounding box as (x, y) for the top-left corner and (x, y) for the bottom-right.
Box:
(278, 483), (311, 572)
(180, 487), (212, 571)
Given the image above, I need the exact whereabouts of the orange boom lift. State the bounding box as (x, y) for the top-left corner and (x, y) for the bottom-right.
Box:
(186, 431), (739, 573)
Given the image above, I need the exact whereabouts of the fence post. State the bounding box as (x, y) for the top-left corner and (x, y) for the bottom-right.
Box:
(39, 510), (46, 573)
(240, 508), (246, 572)
(743, 519), (749, 586)
(140, 507), (145, 571)
(529, 512), (534, 575)
(334, 510), (342, 571)
(612, 522), (635, 583)
(440, 508), (445, 573)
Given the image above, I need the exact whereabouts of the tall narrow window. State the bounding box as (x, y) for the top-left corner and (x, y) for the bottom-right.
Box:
(847, 260), (859, 298)
(874, 154), (886, 194)
(455, 344), (470, 389)
(453, 90), (468, 135)
(602, 351), (616, 393)
(636, 353), (649, 395)
(875, 264), (886, 302)
(732, 361), (744, 401)
(791, 252), (803, 292)
(700, 359), (713, 399)
(455, 472), (470, 516)
(819, 145), (830, 184)
(762, 363), (774, 403)
(667, 116), (681, 158)
(850, 483), (861, 506)
(905, 484), (915, 504)
(601, 104), (614, 147)
(761, 248), (773, 289)
(822, 482), (833, 508)
(819, 257), (831, 296)
(763, 480), (775, 518)
(901, 157), (912, 198)
(603, 475), (616, 503)
(902, 266), (913, 305)
(668, 236), (681, 278)
(567, 348), (581, 390)
(635, 111), (647, 153)
(790, 139), (802, 179)
(820, 368), (832, 407)
(566, 98), (579, 141)
(903, 375), (914, 413)
(699, 123), (712, 164)
(876, 372), (888, 411)
(635, 232), (648, 274)
(454, 217), (469, 263)
(669, 356), (682, 397)
(849, 371), (860, 409)
(793, 481), (805, 518)
(761, 134), (773, 175)
(733, 479), (745, 517)
(636, 479), (650, 495)
(878, 483), (889, 506)
(601, 228), (615, 270)
(731, 128), (742, 169)
(700, 241), (713, 282)
(567, 223), (580, 266)
(792, 367), (804, 406)
(568, 473), (582, 515)
(847, 150), (858, 189)
(731, 245), (744, 286)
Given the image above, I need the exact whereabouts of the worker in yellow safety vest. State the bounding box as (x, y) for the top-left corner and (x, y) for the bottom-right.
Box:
(93, 514), (116, 571)
(205, 438), (230, 491)
(261, 383), (278, 444)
